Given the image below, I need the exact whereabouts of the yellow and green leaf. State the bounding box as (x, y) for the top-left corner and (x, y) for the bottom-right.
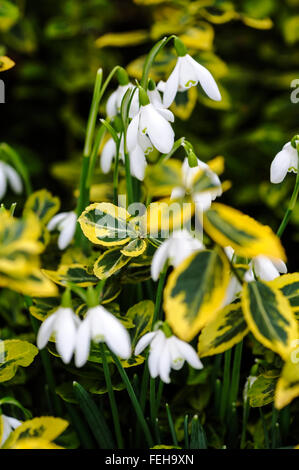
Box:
(78, 202), (135, 246)
(0, 55), (15, 72)
(247, 375), (276, 407)
(145, 159), (182, 198)
(242, 281), (298, 359)
(121, 238), (147, 257)
(0, 339), (38, 383)
(164, 249), (230, 341)
(23, 189), (60, 225)
(95, 30), (149, 48)
(2, 417), (68, 449)
(43, 263), (98, 287)
(29, 297), (60, 321)
(127, 300), (154, 350)
(275, 359), (299, 409)
(204, 203), (286, 260)
(93, 247), (130, 280)
(197, 302), (249, 357)
(268, 273), (299, 312)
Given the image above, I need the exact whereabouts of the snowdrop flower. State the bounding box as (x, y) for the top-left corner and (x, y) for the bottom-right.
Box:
(135, 327), (203, 383)
(151, 229), (204, 281)
(127, 89), (175, 157)
(47, 211), (77, 250)
(270, 140), (299, 184)
(171, 157), (222, 211)
(245, 255), (287, 282)
(0, 161), (23, 200)
(106, 83), (140, 119)
(0, 415), (22, 446)
(75, 305), (131, 368)
(162, 39), (221, 108)
(101, 134), (148, 181)
(37, 307), (80, 364)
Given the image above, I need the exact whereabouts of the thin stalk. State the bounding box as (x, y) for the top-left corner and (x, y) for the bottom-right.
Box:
(65, 402), (96, 449)
(241, 396), (250, 449)
(277, 153), (299, 237)
(99, 343), (124, 449)
(271, 406), (279, 448)
(154, 418), (161, 445)
(150, 377), (156, 425)
(111, 351), (153, 447)
(184, 414), (189, 449)
(259, 408), (270, 448)
(29, 313), (62, 416)
(166, 403), (178, 446)
(229, 341), (243, 418)
(140, 35), (176, 90)
(113, 137), (121, 205)
(152, 264), (168, 326)
(159, 137), (186, 163)
(86, 125), (106, 188)
(220, 349), (232, 422)
(155, 379), (164, 416)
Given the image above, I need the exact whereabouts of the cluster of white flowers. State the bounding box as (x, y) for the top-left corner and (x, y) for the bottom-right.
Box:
(101, 46), (221, 182)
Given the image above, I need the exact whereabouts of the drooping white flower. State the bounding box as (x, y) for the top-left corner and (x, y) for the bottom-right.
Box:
(151, 229), (204, 281)
(0, 414), (22, 446)
(135, 329), (203, 384)
(127, 103), (175, 157)
(0, 161), (23, 200)
(106, 83), (139, 119)
(171, 157), (222, 211)
(47, 211), (77, 250)
(162, 54), (221, 108)
(37, 307), (80, 364)
(100, 134), (148, 181)
(270, 141), (299, 184)
(75, 305), (131, 368)
(245, 255), (287, 282)
(222, 247), (242, 306)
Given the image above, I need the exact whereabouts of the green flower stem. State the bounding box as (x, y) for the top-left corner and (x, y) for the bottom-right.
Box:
(155, 379), (164, 416)
(99, 344), (124, 449)
(86, 125), (106, 188)
(28, 305), (62, 417)
(141, 35), (176, 90)
(229, 341), (243, 417)
(240, 394), (250, 449)
(152, 264), (168, 326)
(166, 403), (178, 446)
(110, 351), (154, 447)
(149, 377), (156, 425)
(184, 414), (189, 449)
(75, 68), (103, 246)
(113, 138), (121, 205)
(220, 349), (231, 422)
(259, 408), (270, 449)
(159, 137), (186, 163)
(277, 166), (299, 237)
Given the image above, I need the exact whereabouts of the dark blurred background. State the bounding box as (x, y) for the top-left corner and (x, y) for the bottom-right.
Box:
(1, 0), (299, 267)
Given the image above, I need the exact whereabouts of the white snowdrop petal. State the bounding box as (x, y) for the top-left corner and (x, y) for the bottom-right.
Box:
(254, 256), (281, 282)
(101, 138), (116, 173)
(106, 90), (118, 117)
(223, 276), (241, 307)
(193, 191), (213, 211)
(129, 144), (147, 181)
(179, 56), (198, 90)
(141, 105), (174, 154)
(270, 147), (293, 184)
(126, 114), (140, 151)
(272, 258), (287, 274)
(151, 239), (170, 281)
(101, 309), (131, 359)
(47, 212), (68, 231)
(163, 60), (180, 108)
(135, 331), (157, 356)
(148, 332), (165, 378)
(36, 313), (57, 349)
(58, 214), (77, 250)
(55, 308), (77, 364)
(170, 186), (185, 200)
(4, 164), (23, 194)
(186, 55), (221, 101)
(75, 318), (91, 368)
(157, 108), (175, 123)
(176, 338), (203, 369)
(168, 337), (184, 370)
(158, 342), (172, 383)
(0, 163), (7, 199)
(6, 416), (22, 430)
